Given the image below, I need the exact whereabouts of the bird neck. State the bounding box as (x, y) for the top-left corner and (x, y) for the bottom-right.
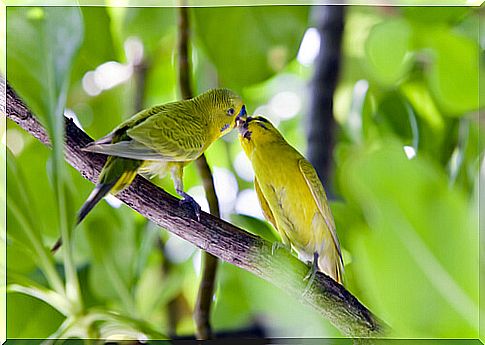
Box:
(190, 98), (223, 141)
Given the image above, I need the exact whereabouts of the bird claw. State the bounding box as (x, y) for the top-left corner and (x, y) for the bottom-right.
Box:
(180, 195), (201, 221)
(303, 253), (319, 296)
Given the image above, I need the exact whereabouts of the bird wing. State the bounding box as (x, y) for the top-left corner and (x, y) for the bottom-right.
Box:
(82, 140), (174, 160)
(254, 177), (277, 228)
(126, 104), (206, 161)
(298, 159), (342, 258)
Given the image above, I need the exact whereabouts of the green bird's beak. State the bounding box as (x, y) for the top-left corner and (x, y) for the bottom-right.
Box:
(235, 105), (247, 127)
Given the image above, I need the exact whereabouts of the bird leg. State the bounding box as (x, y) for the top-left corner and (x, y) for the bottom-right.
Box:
(171, 164), (201, 221)
(303, 252), (319, 296)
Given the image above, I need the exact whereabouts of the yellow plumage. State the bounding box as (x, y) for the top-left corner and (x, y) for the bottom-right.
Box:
(238, 116), (344, 284)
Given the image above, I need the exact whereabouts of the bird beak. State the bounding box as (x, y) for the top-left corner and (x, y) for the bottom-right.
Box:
(237, 116), (252, 140)
(235, 105), (247, 127)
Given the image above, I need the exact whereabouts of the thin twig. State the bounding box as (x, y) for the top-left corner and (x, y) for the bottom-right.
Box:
(177, 5), (220, 340)
(6, 81), (389, 338)
(133, 60), (149, 113)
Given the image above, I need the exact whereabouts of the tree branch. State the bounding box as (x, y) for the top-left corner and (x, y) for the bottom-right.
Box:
(177, 5), (220, 339)
(306, 6), (345, 195)
(6, 82), (389, 338)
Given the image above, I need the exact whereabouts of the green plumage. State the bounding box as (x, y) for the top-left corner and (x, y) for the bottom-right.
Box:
(51, 88), (246, 252)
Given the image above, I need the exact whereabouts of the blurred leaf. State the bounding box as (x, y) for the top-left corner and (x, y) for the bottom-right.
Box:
(214, 263), (339, 337)
(192, 6), (309, 89)
(72, 85), (131, 138)
(7, 7), (83, 129)
(6, 149), (64, 293)
(374, 91), (417, 147)
(84, 211), (144, 314)
(400, 80), (444, 131)
(448, 119), (483, 194)
(7, 292), (64, 338)
(402, 6), (470, 25)
(143, 35), (178, 107)
(422, 27), (480, 115)
(135, 262), (186, 319)
(338, 140), (478, 337)
(7, 6), (84, 308)
(88, 308), (167, 339)
(365, 19), (413, 85)
(212, 263), (254, 330)
(70, 7), (117, 85)
(230, 214), (280, 243)
(122, 7), (176, 55)
(7, 282), (69, 316)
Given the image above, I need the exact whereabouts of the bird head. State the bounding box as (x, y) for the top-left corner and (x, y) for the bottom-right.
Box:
(237, 115), (282, 155)
(201, 88), (247, 138)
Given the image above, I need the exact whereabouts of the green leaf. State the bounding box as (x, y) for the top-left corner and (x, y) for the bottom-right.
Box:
(7, 292), (64, 338)
(375, 91), (418, 147)
(402, 6), (470, 25)
(7, 7), (84, 128)
(122, 7), (176, 55)
(84, 213), (142, 315)
(365, 19), (413, 86)
(421, 27), (480, 115)
(6, 149), (64, 294)
(338, 140), (478, 337)
(192, 6), (309, 89)
(8, 6), (85, 315)
(7, 282), (69, 316)
(70, 7), (117, 85)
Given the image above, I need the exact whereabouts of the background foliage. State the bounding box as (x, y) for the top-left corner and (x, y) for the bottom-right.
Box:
(5, 4), (484, 340)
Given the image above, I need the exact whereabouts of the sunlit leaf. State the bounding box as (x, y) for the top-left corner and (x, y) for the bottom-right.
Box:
(422, 27), (480, 115)
(365, 19), (413, 85)
(7, 292), (64, 338)
(338, 140), (478, 337)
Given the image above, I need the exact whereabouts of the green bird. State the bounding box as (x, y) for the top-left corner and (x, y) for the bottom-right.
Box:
(52, 88), (247, 251)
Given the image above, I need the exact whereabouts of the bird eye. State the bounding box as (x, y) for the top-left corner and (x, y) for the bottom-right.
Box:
(227, 108), (235, 116)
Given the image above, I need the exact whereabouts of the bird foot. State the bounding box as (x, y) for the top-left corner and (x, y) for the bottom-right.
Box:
(179, 194), (201, 221)
(303, 252), (319, 296)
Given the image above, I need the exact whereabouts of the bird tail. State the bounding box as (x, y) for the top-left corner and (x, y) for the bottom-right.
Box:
(318, 246), (344, 285)
(50, 157), (141, 252)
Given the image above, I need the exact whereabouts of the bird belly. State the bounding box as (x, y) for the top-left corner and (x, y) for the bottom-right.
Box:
(139, 160), (187, 179)
(255, 157), (320, 254)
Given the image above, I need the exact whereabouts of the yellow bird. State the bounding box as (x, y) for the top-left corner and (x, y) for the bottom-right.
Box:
(238, 116), (344, 284)
(52, 88), (246, 251)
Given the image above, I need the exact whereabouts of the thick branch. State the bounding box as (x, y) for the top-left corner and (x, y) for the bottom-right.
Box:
(177, 5), (219, 340)
(6, 83), (388, 338)
(306, 6), (345, 194)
